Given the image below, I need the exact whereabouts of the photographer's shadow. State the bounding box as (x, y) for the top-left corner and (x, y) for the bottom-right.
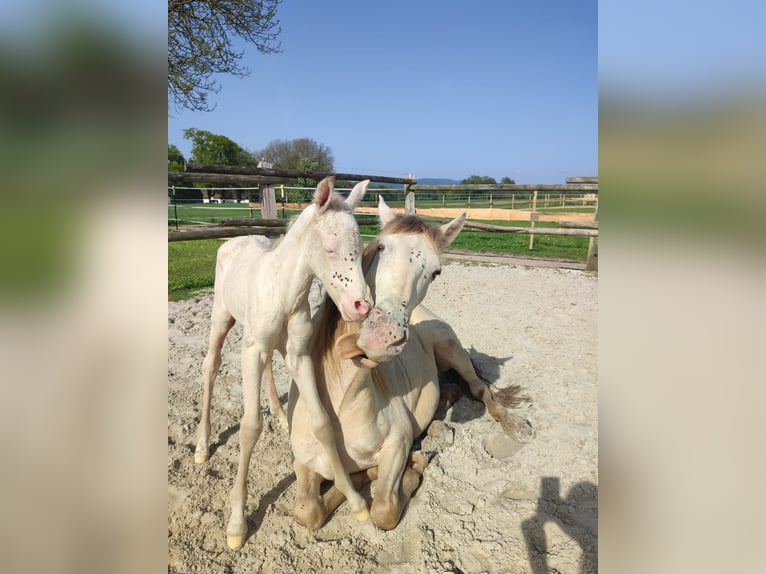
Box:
(522, 477), (598, 574)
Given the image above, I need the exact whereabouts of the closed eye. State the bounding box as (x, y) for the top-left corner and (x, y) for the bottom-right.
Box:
(323, 245), (335, 254)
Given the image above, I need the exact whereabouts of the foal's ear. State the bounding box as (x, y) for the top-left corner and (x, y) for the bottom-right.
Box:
(344, 180), (369, 211)
(378, 196), (398, 227)
(314, 176), (335, 211)
(438, 212), (466, 249)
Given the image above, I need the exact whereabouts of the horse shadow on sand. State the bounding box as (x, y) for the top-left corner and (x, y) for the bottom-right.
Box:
(522, 476), (598, 574)
(433, 346), (513, 424)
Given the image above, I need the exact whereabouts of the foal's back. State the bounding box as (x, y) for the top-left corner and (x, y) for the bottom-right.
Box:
(215, 235), (275, 324)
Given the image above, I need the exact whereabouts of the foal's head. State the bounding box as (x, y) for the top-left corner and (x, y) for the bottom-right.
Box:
(351, 198), (465, 364)
(303, 176), (372, 322)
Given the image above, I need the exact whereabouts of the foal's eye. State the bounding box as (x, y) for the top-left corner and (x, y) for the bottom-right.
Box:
(377, 243), (385, 251)
(431, 269), (441, 281)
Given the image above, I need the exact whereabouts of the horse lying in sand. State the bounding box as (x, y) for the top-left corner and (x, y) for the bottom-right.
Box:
(288, 199), (535, 531)
(193, 176), (375, 549)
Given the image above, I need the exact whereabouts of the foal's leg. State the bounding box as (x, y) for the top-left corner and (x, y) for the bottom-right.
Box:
(194, 298), (235, 463)
(430, 320), (534, 442)
(293, 461), (326, 530)
(226, 332), (270, 549)
(294, 462), (375, 530)
(285, 307), (370, 521)
(263, 359), (288, 432)
(316, 452), (428, 530)
(317, 452), (428, 531)
(287, 350), (369, 521)
(368, 436), (417, 530)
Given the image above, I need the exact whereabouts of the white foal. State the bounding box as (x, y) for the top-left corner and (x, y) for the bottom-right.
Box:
(193, 176), (374, 549)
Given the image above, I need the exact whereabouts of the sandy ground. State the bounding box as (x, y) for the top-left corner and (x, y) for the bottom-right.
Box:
(168, 262), (598, 573)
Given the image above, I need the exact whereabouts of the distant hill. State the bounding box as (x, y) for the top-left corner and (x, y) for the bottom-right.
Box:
(416, 178), (461, 185)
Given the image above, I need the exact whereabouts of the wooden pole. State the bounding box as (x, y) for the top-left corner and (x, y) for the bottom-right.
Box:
(586, 193), (599, 271)
(218, 218), (286, 227)
(559, 221), (598, 229)
(260, 184), (277, 219)
(410, 183), (598, 192)
(404, 173), (416, 214)
(171, 185), (179, 230)
(528, 190), (538, 250)
(404, 191), (416, 214)
(169, 226), (286, 242)
(185, 163), (417, 186)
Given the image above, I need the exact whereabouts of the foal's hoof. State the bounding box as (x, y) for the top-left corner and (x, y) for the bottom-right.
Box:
(194, 453), (209, 464)
(494, 410), (536, 443)
(226, 534), (246, 550)
(354, 508), (370, 522)
(509, 417), (536, 443)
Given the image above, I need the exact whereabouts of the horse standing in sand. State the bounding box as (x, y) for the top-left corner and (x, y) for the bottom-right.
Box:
(288, 199), (535, 531)
(193, 177), (376, 549)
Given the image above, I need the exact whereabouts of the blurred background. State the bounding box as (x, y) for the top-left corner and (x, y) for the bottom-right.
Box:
(599, 1), (765, 572)
(0, 2), (166, 573)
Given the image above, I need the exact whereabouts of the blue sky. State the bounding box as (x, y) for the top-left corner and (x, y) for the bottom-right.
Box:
(168, 1), (598, 183)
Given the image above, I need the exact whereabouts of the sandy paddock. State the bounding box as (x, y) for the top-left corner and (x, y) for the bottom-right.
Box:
(168, 262), (597, 573)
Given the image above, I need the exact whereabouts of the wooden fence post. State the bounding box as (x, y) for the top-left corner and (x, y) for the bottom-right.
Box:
(404, 173), (416, 214)
(260, 184), (277, 219)
(528, 190), (538, 250)
(586, 194), (599, 271)
(257, 158), (277, 219)
(171, 185), (179, 230)
(404, 191), (415, 214)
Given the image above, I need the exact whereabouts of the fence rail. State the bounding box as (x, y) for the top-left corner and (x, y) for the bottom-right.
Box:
(167, 166), (598, 269)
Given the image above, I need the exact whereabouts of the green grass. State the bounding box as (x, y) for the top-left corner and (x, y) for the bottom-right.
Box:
(168, 240), (221, 301)
(169, 215), (591, 300)
(362, 219), (589, 260)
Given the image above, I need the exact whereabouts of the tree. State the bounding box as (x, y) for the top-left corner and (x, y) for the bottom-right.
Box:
(168, 0), (283, 112)
(258, 137), (334, 172)
(168, 144), (185, 172)
(168, 144), (203, 202)
(183, 128), (257, 201)
(296, 157), (321, 189)
(501, 176), (516, 184)
(183, 128), (256, 166)
(462, 175), (497, 185)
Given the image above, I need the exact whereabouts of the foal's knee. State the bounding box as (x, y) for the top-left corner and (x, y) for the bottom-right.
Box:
(294, 497), (327, 530)
(371, 494), (401, 531)
(239, 415), (263, 445)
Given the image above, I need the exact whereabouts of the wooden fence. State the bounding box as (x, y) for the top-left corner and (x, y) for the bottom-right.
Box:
(168, 165), (598, 269)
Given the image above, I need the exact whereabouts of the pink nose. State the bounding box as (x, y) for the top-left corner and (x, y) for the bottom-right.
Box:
(368, 308), (383, 322)
(354, 300), (370, 318)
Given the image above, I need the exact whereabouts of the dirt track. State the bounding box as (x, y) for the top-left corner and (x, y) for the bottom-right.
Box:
(168, 262), (597, 573)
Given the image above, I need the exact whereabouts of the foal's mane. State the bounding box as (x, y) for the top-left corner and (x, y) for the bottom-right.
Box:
(313, 213), (443, 380)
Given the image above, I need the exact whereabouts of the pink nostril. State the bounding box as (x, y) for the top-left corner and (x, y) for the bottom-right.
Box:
(354, 300), (370, 317)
